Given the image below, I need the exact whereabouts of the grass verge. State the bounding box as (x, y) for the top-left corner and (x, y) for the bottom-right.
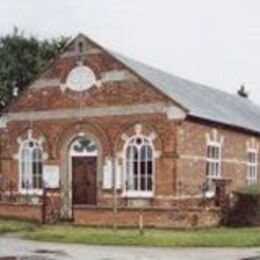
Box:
(1, 219), (259, 247)
(0, 219), (36, 234)
(23, 225), (260, 247)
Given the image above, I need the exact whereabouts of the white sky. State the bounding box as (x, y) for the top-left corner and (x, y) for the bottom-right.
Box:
(1, 0), (260, 105)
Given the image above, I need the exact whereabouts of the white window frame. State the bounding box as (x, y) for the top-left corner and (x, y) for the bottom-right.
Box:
(247, 148), (258, 185)
(68, 136), (99, 202)
(122, 135), (154, 198)
(205, 141), (222, 197)
(19, 139), (43, 195)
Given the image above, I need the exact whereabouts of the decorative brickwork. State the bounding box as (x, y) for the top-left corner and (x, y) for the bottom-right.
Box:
(0, 34), (259, 227)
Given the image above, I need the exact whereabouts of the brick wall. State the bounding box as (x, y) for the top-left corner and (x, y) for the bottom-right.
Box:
(176, 119), (260, 196)
(0, 202), (42, 222)
(0, 35), (179, 208)
(1, 113), (177, 207)
(8, 38), (169, 113)
(0, 201), (220, 228)
(0, 35), (259, 227)
(74, 206), (221, 228)
(2, 104), (260, 209)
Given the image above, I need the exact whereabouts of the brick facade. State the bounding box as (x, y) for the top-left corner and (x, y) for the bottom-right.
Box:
(0, 34), (259, 227)
(73, 206), (221, 228)
(0, 202), (42, 222)
(176, 118), (260, 197)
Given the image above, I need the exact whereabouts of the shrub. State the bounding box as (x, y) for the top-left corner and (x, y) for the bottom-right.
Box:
(236, 185), (260, 196)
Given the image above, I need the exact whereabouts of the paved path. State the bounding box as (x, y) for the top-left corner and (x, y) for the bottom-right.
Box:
(0, 237), (260, 260)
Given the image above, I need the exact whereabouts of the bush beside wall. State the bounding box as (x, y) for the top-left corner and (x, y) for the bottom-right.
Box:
(228, 186), (260, 227)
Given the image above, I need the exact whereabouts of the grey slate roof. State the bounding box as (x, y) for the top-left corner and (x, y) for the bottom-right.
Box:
(112, 52), (260, 134)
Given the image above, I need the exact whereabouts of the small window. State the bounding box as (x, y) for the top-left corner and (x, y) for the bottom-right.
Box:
(206, 142), (221, 194)
(247, 149), (258, 185)
(78, 41), (84, 53)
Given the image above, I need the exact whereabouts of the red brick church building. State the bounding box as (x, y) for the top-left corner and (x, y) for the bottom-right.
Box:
(0, 34), (259, 227)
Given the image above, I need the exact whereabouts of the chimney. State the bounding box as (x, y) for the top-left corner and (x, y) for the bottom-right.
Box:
(237, 85), (249, 98)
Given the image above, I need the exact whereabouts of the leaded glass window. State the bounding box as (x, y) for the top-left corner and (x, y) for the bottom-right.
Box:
(20, 140), (43, 190)
(125, 136), (154, 193)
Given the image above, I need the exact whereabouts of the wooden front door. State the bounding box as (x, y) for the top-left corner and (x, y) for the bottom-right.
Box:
(72, 157), (97, 205)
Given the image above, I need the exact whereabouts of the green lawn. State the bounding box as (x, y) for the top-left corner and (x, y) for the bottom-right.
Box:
(23, 225), (260, 247)
(0, 219), (36, 234)
(1, 219), (260, 247)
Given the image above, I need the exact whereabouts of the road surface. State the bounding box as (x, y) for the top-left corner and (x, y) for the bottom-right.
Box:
(0, 237), (259, 260)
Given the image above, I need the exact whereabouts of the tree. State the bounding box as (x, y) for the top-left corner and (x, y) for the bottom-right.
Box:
(0, 28), (69, 109)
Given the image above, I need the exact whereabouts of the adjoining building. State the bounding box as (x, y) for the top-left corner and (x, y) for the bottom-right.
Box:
(0, 34), (259, 227)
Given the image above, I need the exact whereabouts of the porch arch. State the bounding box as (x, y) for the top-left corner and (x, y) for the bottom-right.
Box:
(58, 122), (108, 220)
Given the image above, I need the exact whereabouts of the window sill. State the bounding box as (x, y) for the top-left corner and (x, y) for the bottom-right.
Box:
(122, 191), (154, 198)
(246, 180), (257, 185)
(19, 189), (43, 196)
(205, 190), (215, 198)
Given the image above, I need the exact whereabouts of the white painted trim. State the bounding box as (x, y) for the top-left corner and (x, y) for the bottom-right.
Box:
(6, 102), (169, 122)
(31, 69), (138, 90)
(246, 148), (258, 185)
(204, 133), (223, 194)
(100, 70), (138, 83)
(18, 138), (44, 194)
(205, 190), (215, 198)
(68, 135), (99, 207)
(69, 137), (98, 157)
(179, 154), (249, 165)
(207, 140), (221, 147)
(16, 129), (47, 194)
(179, 155), (207, 161)
(19, 189), (43, 196)
(156, 194), (204, 199)
(31, 79), (60, 89)
(206, 143), (222, 179)
(0, 116), (7, 129)
(5, 104), (187, 124)
(122, 134), (155, 197)
(165, 105), (187, 120)
(122, 191), (154, 198)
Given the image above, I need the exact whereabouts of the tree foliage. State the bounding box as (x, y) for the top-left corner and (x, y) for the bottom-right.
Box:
(0, 28), (68, 109)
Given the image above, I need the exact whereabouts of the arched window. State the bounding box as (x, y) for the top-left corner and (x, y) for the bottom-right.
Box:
(124, 136), (154, 196)
(20, 140), (43, 191)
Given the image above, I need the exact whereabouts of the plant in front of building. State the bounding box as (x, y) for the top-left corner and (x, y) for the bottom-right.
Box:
(0, 28), (68, 109)
(227, 185), (260, 226)
(236, 185), (260, 196)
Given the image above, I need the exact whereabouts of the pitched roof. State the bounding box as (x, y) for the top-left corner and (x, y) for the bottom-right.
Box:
(111, 52), (260, 134)
(4, 33), (260, 134)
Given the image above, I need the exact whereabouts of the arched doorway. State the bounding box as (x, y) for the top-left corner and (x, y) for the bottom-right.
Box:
(69, 136), (98, 205)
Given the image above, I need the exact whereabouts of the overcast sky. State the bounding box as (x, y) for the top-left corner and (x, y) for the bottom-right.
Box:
(1, 0), (260, 105)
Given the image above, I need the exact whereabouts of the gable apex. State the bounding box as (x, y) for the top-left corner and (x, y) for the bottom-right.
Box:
(5, 32), (186, 113)
(5, 32), (260, 136)
(59, 33), (103, 58)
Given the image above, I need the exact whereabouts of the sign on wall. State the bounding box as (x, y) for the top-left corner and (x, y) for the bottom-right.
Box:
(103, 158), (121, 189)
(43, 165), (60, 188)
